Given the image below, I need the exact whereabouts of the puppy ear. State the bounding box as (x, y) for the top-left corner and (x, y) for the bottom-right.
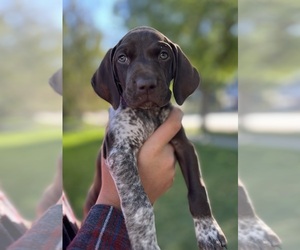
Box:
(171, 44), (200, 105)
(91, 48), (120, 109)
(49, 68), (62, 96)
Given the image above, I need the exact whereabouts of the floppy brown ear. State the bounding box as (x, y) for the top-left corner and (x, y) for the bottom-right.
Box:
(49, 68), (62, 96)
(171, 44), (200, 105)
(91, 48), (120, 109)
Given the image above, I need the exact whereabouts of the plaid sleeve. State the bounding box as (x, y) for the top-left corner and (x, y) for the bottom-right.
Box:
(67, 204), (131, 250)
(7, 204), (62, 250)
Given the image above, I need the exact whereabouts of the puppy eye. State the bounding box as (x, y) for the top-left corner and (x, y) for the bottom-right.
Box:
(159, 51), (169, 60)
(118, 54), (128, 63)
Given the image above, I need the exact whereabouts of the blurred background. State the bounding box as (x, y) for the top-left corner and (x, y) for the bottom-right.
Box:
(1, 0), (299, 249)
(0, 0), (62, 221)
(63, 0), (238, 249)
(239, 0), (300, 249)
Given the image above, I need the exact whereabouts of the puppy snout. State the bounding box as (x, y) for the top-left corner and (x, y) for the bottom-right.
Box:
(136, 77), (157, 94)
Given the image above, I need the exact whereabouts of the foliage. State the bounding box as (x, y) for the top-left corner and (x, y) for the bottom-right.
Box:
(239, 0), (300, 114)
(0, 1), (62, 119)
(63, 0), (108, 120)
(239, 0), (300, 82)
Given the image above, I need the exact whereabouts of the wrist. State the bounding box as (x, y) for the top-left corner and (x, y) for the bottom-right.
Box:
(96, 190), (121, 210)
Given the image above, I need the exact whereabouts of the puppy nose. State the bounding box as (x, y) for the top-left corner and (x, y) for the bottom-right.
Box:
(136, 77), (157, 93)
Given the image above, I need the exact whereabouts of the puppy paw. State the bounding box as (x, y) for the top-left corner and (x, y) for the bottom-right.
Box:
(194, 217), (227, 250)
(238, 216), (281, 250)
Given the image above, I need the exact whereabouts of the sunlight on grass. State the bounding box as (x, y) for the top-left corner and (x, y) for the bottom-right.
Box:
(63, 128), (105, 147)
(0, 128), (61, 148)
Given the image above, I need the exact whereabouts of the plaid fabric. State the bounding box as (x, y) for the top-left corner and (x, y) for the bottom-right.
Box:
(0, 191), (29, 249)
(7, 204), (62, 250)
(67, 205), (131, 250)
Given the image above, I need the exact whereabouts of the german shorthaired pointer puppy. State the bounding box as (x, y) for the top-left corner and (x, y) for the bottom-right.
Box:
(238, 180), (281, 249)
(86, 26), (227, 250)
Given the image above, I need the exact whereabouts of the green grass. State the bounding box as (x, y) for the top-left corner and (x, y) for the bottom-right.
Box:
(63, 129), (105, 214)
(239, 144), (300, 250)
(63, 129), (237, 249)
(0, 128), (61, 147)
(0, 128), (61, 220)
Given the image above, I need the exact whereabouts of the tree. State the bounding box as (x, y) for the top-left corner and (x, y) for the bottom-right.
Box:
(0, 0), (61, 122)
(63, 0), (105, 126)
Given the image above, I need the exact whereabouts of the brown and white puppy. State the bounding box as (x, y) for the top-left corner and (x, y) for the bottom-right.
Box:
(86, 26), (227, 250)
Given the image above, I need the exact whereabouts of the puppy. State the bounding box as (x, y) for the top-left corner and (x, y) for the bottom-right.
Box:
(86, 26), (227, 250)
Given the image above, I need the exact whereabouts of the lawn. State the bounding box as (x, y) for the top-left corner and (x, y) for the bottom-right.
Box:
(63, 128), (238, 249)
(0, 127), (61, 220)
(239, 142), (300, 250)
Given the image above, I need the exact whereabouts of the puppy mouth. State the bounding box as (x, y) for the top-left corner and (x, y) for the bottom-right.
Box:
(139, 101), (160, 109)
(126, 99), (162, 109)
(123, 94), (170, 109)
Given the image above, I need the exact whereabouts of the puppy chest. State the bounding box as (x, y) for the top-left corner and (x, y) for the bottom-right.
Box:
(108, 107), (170, 148)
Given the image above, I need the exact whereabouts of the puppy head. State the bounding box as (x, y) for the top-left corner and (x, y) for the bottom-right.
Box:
(92, 26), (200, 109)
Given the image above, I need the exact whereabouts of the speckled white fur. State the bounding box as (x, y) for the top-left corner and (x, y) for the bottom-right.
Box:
(193, 217), (227, 250)
(238, 217), (281, 250)
(105, 106), (167, 250)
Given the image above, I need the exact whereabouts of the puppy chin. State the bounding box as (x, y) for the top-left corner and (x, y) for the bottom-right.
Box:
(126, 101), (158, 109)
(139, 102), (160, 109)
(125, 99), (169, 109)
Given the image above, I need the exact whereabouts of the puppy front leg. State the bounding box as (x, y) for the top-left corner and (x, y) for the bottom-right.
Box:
(238, 180), (281, 249)
(107, 149), (160, 250)
(171, 128), (227, 250)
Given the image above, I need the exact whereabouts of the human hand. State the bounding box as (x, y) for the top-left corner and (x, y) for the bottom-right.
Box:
(96, 107), (183, 209)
